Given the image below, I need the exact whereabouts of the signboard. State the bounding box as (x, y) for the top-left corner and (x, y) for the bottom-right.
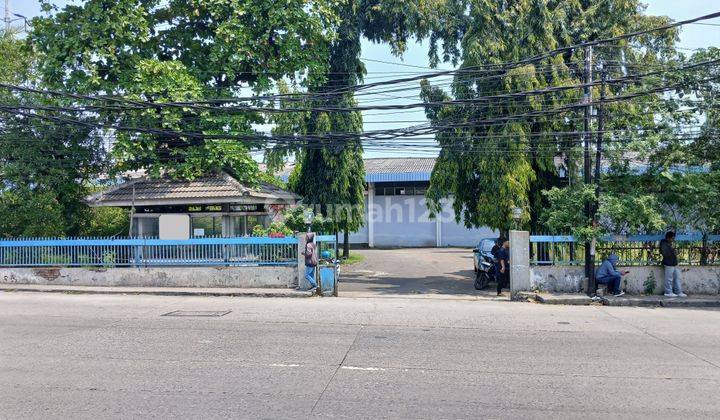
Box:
(158, 214), (190, 240)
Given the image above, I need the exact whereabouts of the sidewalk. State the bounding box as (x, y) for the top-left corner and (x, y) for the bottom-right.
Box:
(0, 284), (314, 298)
(524, 292), (720, 307)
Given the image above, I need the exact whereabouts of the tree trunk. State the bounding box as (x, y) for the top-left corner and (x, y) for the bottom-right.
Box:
(343, 227), (350, 258)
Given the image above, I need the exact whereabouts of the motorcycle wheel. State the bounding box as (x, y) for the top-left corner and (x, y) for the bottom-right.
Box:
(474, 271), (489, 290)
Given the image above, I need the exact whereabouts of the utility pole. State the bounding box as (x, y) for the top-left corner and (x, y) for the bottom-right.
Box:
(589, 64), (606, 297)
(594, 66), (606, 203)
(583, 46), (594, 296)
(4, 0), (10, 32)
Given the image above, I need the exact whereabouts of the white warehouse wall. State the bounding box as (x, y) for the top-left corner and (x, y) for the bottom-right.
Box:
(348, 187), (496, 248)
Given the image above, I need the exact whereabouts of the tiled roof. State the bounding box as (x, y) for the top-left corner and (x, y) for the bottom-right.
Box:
(267, 158), (437, 182)
(88, 172), (299, 207)
(363, 158), (436, 175)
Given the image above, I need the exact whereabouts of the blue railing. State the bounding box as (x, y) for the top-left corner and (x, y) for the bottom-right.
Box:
(530, 234), (720, 266)
(0, 236), (305, 267)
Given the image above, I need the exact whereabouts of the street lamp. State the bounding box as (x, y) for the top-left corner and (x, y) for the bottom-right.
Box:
(10, 13), (28, 32)
(303, 208), (314, 232)
(511, 207), (523, 230)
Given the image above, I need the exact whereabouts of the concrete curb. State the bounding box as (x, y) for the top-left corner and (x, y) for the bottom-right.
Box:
(602, 296), (720, 307)
(525, 291), (720, 307)
(0, 285), (314, 298)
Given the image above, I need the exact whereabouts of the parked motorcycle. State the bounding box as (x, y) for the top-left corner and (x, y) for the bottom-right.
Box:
(472, 238), (498, 290)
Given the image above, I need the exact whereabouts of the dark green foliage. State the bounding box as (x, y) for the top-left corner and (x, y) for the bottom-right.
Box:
(81, 207), (131, 237)
(0, 32), (105, 237)
(421, 0), (678, 232)
(282, 206), (336, 233)
(31, 0), (340, 180)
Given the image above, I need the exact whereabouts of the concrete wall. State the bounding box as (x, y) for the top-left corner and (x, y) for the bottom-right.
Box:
(438, 200), (496, 247)
(531, 265), (720, 295)
(349, 197), (369, 245)
(372, 196), (437, 247)
(0, 266), (297, 289)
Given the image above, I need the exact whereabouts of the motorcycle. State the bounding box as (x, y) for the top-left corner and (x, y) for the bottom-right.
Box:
(472, 238), (498, 290)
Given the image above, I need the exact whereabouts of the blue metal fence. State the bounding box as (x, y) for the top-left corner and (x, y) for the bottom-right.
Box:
(530, 234), (720, 266)
(0, 236), (302, 267)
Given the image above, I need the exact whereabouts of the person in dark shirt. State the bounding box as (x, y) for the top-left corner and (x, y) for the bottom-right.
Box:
(496, 239), (510, 296)
(491, 237), (505, 284)
(300, 232), (318, 293)
(659, 231), (687, 298)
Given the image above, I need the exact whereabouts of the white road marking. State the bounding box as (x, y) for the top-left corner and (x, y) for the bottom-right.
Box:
(340, 366), (386, 371)
(268, 363), (301, 367)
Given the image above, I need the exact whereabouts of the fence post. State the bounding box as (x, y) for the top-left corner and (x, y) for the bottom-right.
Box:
(510, 230), (531, 297)
(295, 233), (306, 289)
(133, 243), (142, 268)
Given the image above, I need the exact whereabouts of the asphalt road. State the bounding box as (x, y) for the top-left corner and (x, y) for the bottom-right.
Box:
(2, 292), (720, 419)
(340, 248), (501, 297)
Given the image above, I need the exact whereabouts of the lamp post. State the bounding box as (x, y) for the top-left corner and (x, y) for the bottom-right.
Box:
(303, 208), (314, 233)
(10, 13), (27, 32)
(511, 207), (523, 230)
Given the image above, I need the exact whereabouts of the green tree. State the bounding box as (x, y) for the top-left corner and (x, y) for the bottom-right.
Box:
(81, 207), (131, 237)
(542, 185), (665, 242)
(0, 30), (105, 237)
(420, 0), (678, 231)
(31, 0), (340, 180)
(268, 1), (448, 256)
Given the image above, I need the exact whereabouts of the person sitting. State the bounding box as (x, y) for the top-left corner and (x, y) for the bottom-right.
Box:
(595, 254), (628, 297)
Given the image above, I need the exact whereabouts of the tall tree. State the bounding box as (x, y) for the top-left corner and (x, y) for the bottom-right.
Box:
(30, 0), (340, 180)
(290, 4), (365, 257)
(420, 0), (678, 232)
(269, 1), (449, 255)
(0, 30), (105, 236)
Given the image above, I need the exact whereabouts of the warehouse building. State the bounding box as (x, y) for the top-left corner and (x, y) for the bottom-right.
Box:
(279, 158), (494, 247)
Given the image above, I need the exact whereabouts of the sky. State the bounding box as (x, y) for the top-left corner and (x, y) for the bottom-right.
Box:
(7, 0), (720, 158)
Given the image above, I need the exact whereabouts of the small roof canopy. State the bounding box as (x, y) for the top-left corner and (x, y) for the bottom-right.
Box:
(88, 172), (300, 207)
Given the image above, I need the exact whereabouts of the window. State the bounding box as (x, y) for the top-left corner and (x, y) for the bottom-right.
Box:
(230, 216), (246, 237)
(228, 215), (269, 236)
(131, 217), (159, 238)
(374, 182), (429, 196)
(246, 215), (268, 234)
(191, 216), (222, 237)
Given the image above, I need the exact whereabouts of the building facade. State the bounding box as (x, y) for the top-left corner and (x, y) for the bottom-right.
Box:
(91, 159), (495, 247)
(348, 158), (494, 247)
(88, 172), (299, 239)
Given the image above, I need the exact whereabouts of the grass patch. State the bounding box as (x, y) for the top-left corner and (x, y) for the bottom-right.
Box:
(340, 253), (365, 266)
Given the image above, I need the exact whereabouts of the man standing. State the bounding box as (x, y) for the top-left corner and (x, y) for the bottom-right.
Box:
(660, 231), (687, 298)
(497, 239), (510, 296)
(595, 254), (627, 297)
(301, 232), (318, 293)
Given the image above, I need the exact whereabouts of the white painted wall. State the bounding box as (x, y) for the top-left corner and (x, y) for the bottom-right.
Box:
(348, 189), (495, 248)
(159, 214), (190, 240)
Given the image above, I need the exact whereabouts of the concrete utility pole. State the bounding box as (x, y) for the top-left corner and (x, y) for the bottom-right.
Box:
(4, 0), (10, 32)
(594, 66), (606, 203)
(583, 46), (594, 296)
(589, 65), (607, 296)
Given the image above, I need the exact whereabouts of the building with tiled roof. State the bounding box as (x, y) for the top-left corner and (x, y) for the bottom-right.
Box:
(88, 172), (299, 238)
(88, 172), (298, 207)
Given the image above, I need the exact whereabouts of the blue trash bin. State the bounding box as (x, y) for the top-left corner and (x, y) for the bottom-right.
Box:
(319, 265), (336, 295)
